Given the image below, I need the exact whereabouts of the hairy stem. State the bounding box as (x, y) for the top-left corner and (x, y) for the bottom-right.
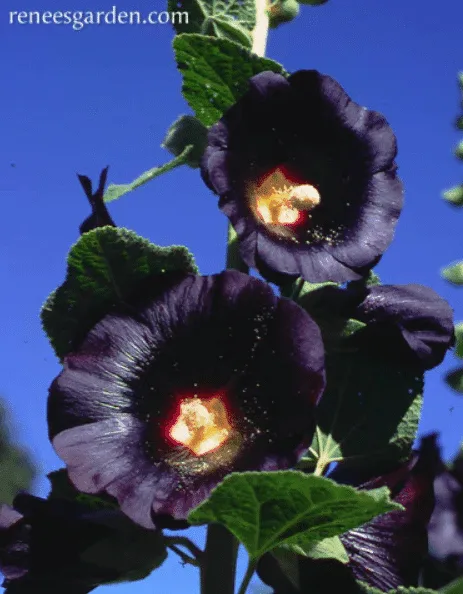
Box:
(224, 0), (270, 271)
(210, 4), (272, 594)
(200, 524), (239, 594)
(237, 559), (257, 594)
(226, 224), (250, 272)
(166, 536), (204, 561)
(252, 0), (270, 57)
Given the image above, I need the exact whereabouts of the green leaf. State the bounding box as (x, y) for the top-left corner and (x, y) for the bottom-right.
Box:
(440, 577), (463, 594)
(442, 186), (463, 206)
(103, 146), (193, 203)
(445, 367), (463, 393)
(296, 280), (339, 300)
(173, 33), (286, 127)
(188, 471), (401, 561)
(47, 469), (167, 583)
(440, 578), (463, 594)
(283, 535), (349, 564)
(41, 227), (198, 359)
(167, 0), (255, 47)
(81, 517), (167, 584)
(290, 282), (366, 347)
(442, 261), (463, 285)
(300, 353), (423, 472)
(0, 401), (36, 505)
(454, 322), (463, 358)
(161, 115), (209, 168)
(455, 141), (463, 160)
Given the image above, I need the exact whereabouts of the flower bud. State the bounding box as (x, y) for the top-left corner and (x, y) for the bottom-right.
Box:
(268, 0), (300, 28)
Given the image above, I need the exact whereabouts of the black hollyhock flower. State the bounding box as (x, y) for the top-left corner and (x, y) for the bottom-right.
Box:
(47, 270), (325, 529)
(78, 167), (115, 235)
(352, 284), (455, 370)
(300, 282), (454, 370)
(0, 493), (161, 593)
(427, 442), (463, 578)
(201, 70), (403, 283)
(337, 434), (439, 591)
(257, 435), (438, 593)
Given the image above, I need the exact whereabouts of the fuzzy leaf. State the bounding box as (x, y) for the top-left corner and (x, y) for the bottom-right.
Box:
(283, 535), (349, 564)
(0, 402), (36, 505)
(167, 0), (255, 47)
(41, 227), (198, 359)
(440, 578), (463, 594)
(453, 322), (463, 358)
(188, 471), (401, 561)
(173, 33), (285, 127)
(301, 354), (423, 472)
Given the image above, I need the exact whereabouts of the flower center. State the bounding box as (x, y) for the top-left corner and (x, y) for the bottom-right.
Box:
(255, 184), (321, 225)
(168, 397), (231, 456)
(249, 168), (320, 230)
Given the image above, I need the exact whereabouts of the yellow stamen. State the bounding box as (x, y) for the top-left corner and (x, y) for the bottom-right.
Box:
(168, 397), (231, 456)
(250, 169), (320, 228)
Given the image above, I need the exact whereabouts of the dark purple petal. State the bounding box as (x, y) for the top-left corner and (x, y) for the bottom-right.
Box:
(338, 435), (439, 591)
(427, 437), (463, 574)
(48, 271), (325, 527)
(201, 70), (403, 283)
(0, 505), (28, 581)
(288, 70), (398, 175)
(328, 168), (403, 269)
(354, 284), (455, 370)
(0, 494), (116, 591)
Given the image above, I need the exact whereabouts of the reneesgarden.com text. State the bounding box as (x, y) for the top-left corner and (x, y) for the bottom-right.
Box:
(9, 8), (189, 30)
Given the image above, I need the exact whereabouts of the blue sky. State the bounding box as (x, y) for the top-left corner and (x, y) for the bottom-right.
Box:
(1, 0), (463, 592)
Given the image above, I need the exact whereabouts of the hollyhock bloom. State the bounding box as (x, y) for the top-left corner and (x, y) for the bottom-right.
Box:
(300, 283), (454, 370)
(427, 444), (463, 576)
(47, 270), (325, 529)
(201, 70), (403, 283)
(337, 434), (439, 590)
(257, 435), (438, 593)
(352, 284), (455, 369)
(0, 493), (164, 593)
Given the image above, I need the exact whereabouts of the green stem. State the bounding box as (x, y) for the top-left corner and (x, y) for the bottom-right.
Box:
(200, 524), (239, 594)
(168, 544), (199, 567)
(251, 0), (270, 57)
(237, 559), (257, 594)
(226, 224), (250, 272)
(313, 457), (327, 476)
(216, 4), (271, 594)
(225, 0), (269, 272)
(165, 536), (204, 562)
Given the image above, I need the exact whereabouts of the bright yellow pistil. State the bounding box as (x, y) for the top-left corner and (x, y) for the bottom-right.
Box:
(250, 168), (320, 227)
(168, 397), (231, 456)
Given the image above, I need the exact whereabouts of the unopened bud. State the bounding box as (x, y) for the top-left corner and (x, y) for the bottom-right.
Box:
(268, 0), (300, 29)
